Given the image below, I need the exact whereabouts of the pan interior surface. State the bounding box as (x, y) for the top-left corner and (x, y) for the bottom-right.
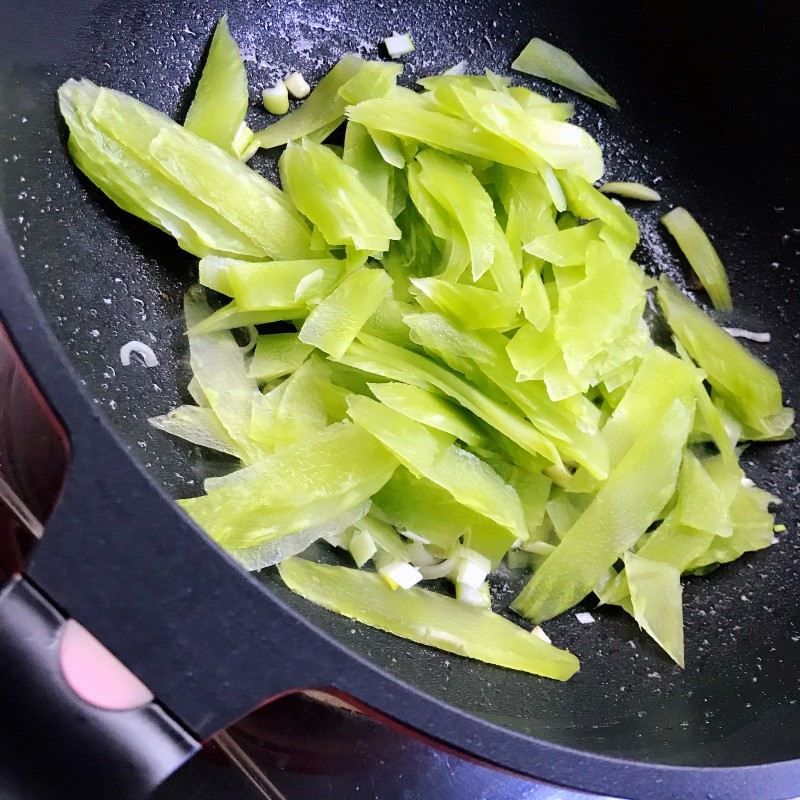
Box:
(1, 0), (799, 769)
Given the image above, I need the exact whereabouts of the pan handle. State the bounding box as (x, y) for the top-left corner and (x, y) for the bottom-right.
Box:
(0, 575), (199, 800)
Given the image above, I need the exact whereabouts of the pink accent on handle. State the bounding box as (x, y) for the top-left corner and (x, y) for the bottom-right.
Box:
(59, 619), (154, 711)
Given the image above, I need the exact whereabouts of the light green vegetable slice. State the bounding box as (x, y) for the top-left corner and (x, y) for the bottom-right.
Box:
(231, 502), (370, 572)
(199, 255), (238, 296)
(248, 333), (314, 381)
(82, 84), (316, 260)
(60, 80), (267, 259)
(558, 172), (639, 256)
(339, 334), (567, 472)
(658, 276), (793, 440)
(675, 450), (732, 537)
(271, 357), (330, 449)
(253, 54), (364, 149)
(343, 122), (394, 212)
(299, 268), (392, 359)
(596, 347), (701, 468)
(599, 182), (661, 201)
(278, 557), (579, 679)
(348, 394), (528, 541)
(524, 219), (603, 266)
(146, 126), (316, 260)
(661, 207), (732, 312)
(148, 404), (243, 458)
(554, 241), (647, 384)
(683, 482), (778, 572)
(224, 258), (343, 311)
(404, 312), (496, 372)
(183, 16), (248, 155)
(506, 323), (559, 381)
(410, 278), (519, 331)
(179, 421), (399, 548)
(347, 97), (539, 171)
(185, 288), (268, 464)
(280, 139), (401, 251)
(512, 394), (695, 623)
(338, 60), (404, 104)
(414, 148), (496, 280)
(361, 298), (419, 350)
(368, 382), (488, 446)
(446, 85), (604, 184)
(373, 468), (514, 562)
(511, 37), (618, 109)
(187, 300), (306, 335)
(624, 551), (685, 667)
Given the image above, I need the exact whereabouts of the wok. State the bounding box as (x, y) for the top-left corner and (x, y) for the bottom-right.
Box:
(0, 0), (799, 798)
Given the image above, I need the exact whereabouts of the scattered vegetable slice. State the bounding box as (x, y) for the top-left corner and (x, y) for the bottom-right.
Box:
(599, 181), (661, 201)
(662, 207), (732, 311)
(183, 16), (248, 155)
(512, 37), (618, 108)
(278, 557), (579, 679)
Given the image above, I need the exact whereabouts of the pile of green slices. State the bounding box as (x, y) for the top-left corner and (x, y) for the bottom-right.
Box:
(58, 18), (793, 680)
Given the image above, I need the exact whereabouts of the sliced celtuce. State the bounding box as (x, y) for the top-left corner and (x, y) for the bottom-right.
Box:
(229, 502), (370, 571)
(624, 552), (685, 667)
(66, 35), (791, 678)
(280, 138), (401, 252)
(148, 404), (243, 458)
(512, 394), (695, 623)
(599, 181), (661, 201)
(184, 288), (269, 464)
(248, 333), (314, 381)
(347, 395), (528, 541)
(179, 421), (399, 549)
(662, 207), (732, 311)
(511, 37), (618, 108)
(183, 16), (248, 155)
(299, 268), (393, 358)
(658, 276), (793, 440)
(278, 557), (579, 679)
(368, 382), (488, 446)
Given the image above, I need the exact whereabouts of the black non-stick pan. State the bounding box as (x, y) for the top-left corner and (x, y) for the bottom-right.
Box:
(1, 1), (799, 798)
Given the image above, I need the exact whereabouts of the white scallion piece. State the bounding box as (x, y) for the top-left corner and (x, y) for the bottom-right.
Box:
(384, 32), (415, 59)
(284, 71), (311, 99)
(722, 327), (771, 343)
(456, 549), (492, 589)
(417, 556), (459, 581)
(406, 539), (439, 567)
(378, 561), (424, 590)
(456, 580), (491, 608)
(120, 340), (158, 367)
(575, 611), (595, 624)
(262, 80), (290, 115)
